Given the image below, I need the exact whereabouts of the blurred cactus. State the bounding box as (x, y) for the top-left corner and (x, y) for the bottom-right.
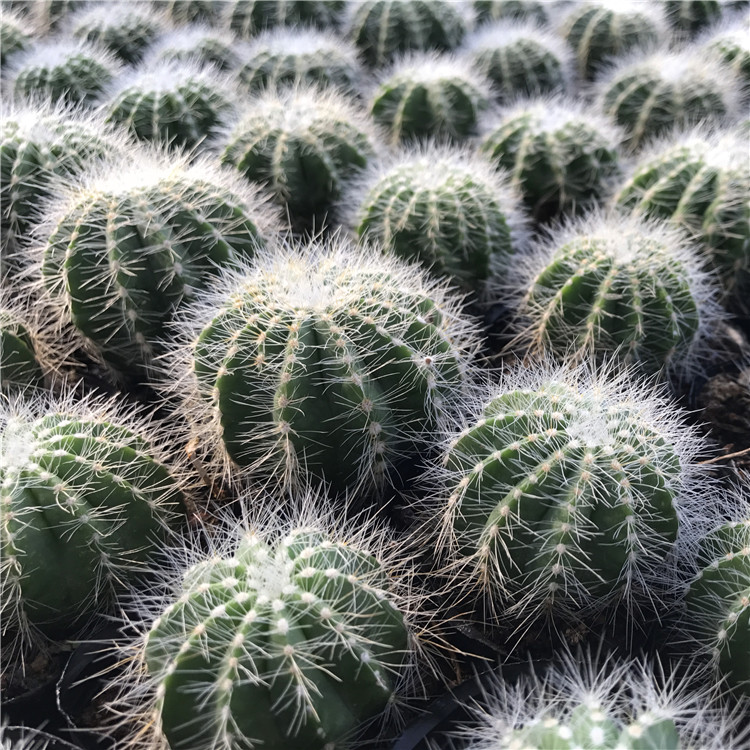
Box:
(0, 9), (34, 67)
(152, 0), (222, 26)
(0, 299), (45, 393)
(150, 25), (241, 71)
(225, 0), (344, 38)
(473, 0), (552, 25)
(700, 12), (750, 85)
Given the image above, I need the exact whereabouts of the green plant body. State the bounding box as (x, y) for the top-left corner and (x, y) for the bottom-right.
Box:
(226, 0), (344, 38)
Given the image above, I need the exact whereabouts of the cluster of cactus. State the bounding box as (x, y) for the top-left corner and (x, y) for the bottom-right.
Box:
(149, 25), (240, 70)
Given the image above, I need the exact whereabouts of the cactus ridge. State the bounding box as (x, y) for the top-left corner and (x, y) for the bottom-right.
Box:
(225, 0), (344, 38)
(472, 0), (551, 26)
(149, 25), (242, 71)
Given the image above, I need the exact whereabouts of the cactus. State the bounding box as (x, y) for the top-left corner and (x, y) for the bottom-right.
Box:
(597, 50), (742, 151)
(558, 0), (666, 80)
(664, 0), (739, 38)
(8, 39), (121, 107)
(463, 20), (573, 100)
(700, 12), (750, 85)
(152, 0), (222, 26)
(0, 9), (33, 67)
(225, 0), (345, 38)
(219, 86), (379, 224)
(345, 0), (468, 68)
(27, 0), (87, 33)
(370, 53), (491, 145)
(510, 213), (721, 377)
(480, 98), (622, 222)
(345, 144), (527, 292)
(0, 301), (45, 393)
(0, 390), (185, 673)
(613, 127), (750, 309)
(103, 59), (234, 150)
(424, 361), (704, 625)
(165, 234), (479, 497)
(473, 0), (552, 25)
(236, 26), (362, 95)
(36, 148), (277, 382)
(150, 26), (241, 71)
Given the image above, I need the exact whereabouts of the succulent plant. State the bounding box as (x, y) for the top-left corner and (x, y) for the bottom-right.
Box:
(345, 144), (527, 292)
(480, 97), (622, 222)
(462, 20), (573, 100)
(699, 12), (750, 86)
(36, 148), (277, 382)
(597, 49), (742, 151)
(0, 9), (34, 67)
(473, 0), (552, 25)
(219, 86), (379, 224)
(345, 0), (468, 68)
(26, 0), (87, 33)
(558, 0), (666, 80)
(165, 234), (480, 497)
(103, 59), (234, 150)
(509, 213), (721, 377)
(0, 390), (185, 673)
(225, 0), (345, 38)
(664, 0), (739, 38)
(370, 53), (491, 145)
(150, 25), (241, 71)
(0, 301), (45, 393)
(152, 0), (222, 26)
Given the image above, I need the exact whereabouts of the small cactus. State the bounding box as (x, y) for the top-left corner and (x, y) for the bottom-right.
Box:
(0, 9), (34, 67)
(345, 144), (527, 291)
(473, 0), (552, 25)
(150, 26), (241, 71)
(26, 0), (87, 34)
(370, 53), (491, 145)
(700, 12), (750, 86)
(225, 0), (345, 38)
(164, 234), (480, 496)
(0, 299), (45, 393)
(152, 0), (222, 26)
(218, 85), (379, 224)
(664, 0), (740, 38)
(345, 0), (468, 68)
(103, 59), (235, 150)
(480, 97), (622, 221)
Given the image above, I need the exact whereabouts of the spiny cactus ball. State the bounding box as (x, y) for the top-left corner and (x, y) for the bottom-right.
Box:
(597, 50), (742, 151)
(25, 0), (87, 33)
(104, 60), (234, 150)
(153, 0), (222, 26)
(664, 0), (739, 38)
(0, 391), (184, 671)
(480, 98), (622, 221)
(346, 145), (527, 291)
(370, 53), (491, 145)
(219, 86), (378, 224)
(473, 0), (551, 25)
(512, 214), (720, 377)
(463, 21), (573, 100)
(345, 0), (468, 68)
(167, 235), (479, 496)
(425, 362), (703, 624)
(8, 40), (121, 107)
(236, 26), (362, 95)
(37, 149), (277, 382)
(700, 13), (750, 85)
(150, 26), (241, 71)
(0, 303), (45, 394)
(558, 0), (666, 80)
(225, 0), (345, 38)
(0, 10), (34, 67)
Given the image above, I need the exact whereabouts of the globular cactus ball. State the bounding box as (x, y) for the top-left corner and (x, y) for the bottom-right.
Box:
(150, 26), (241, 72)
(226, 0), (344, 38)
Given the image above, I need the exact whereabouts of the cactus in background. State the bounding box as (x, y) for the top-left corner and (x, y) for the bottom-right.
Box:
(424, 361), (704, 625)
(104, 59), (234, 150)
(473, 0), (552, 25)
(37, 148), (277, 382)
(152, 0), (222, 26)
(700, 12), (750, 86)
(558, 0), (666, 80)
(166, 235), (479, 496)
(613, 127), (750, 309)
(664, 0), (744, 38)
(0, 390), (185, 673)
(26, 0), (87, 33)
(463, 20), (573, 100)
(370, 53), (491, 145)
(346, 144), (527, 291)
(219, 86), (378, 224)
(236, 26), (362, 95)
(0, 301), (45, 393)
(597, 50), (742, 151)
(480, 98), (622, 222)
(150, 26), (241, 71)
(511, 214), (720, 377)
(8, 40), (121, 107)
(345, 0), (468, 68)
(225, 0), (345, 38)
(0, 9), (34, 67)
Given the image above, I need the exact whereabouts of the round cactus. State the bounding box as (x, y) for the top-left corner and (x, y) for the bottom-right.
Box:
(8, 40), (121, 107)
(225, 0), (345, 38)
(597, 50), (742, 151)
(150, 26), (241, 71)
(0, 390), (185, 671)
(558, 0), (666, 80)
(663, 0), (739, 37)
(219, 86), (379, 224)
(103, 59), (234, 150)
(473, 0), (551, 25)
(613, 127), (750, 307)
(345, 0), (468, 68)
(424, 361), (704, 625)
(462, 20), (573, 100)
(370, 53), (491, 145)
(345, 144), (527, 291)
(700, 12), (750, 85)
(152, 0), (222, 26)
(510, 213), (721, 377)
(165, 235), (480, 497)
(0, 9), (34, 67)
(480, 98), (622, 222)
(0, 302), (45, 393)
(37, 149), (278, 382)
(236, 26), (362, 95)
(27, 0), (87, 33)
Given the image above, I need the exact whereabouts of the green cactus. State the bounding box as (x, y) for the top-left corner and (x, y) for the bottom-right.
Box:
(345, 0), (468, 68)
(370, 53), (491, 145)
(613, 128), (750, 309)
(664, 0), (738, 37)
(219, 86), (378, 224)
(151, 26), (241, 71)
(38, 150), (277, 382)
(27, 0), (87, 33)
(236, 26), (362, 95)
(514, 214), (719, 376)
(152, 0), (222, 26)
(104, 60), (234, 150)
(473, 0), (552, 25)
(558, 1), (665, 80)
(700, 13), (750, 85)
(347, 145), (526, 291)
(480, 98), (622, 222)
(0, 303), (45, 393)
(0, 391), (184, 671)
(168, 235), (479, 496)
(225, 0), (345, 38)
(0, 9), (33, 67)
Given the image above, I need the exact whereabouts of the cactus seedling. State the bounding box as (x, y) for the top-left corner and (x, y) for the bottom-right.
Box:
(225, 0), (345, 38)
(150, 26), (241, 71)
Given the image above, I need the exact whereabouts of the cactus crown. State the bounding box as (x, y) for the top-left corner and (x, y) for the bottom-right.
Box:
(699, 11), (750, 79)
(149, 25), (241, 71)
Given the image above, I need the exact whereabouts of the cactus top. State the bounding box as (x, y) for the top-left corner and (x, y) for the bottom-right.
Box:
(699, 12), (750, 80)
(149, 25), (242, 71)
(224, 0), (345, 38)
